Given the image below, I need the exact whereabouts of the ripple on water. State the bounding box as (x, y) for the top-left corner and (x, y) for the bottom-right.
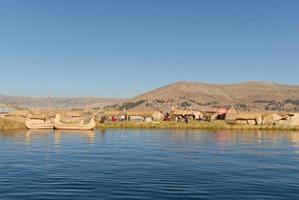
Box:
(0, 129), (299, 199)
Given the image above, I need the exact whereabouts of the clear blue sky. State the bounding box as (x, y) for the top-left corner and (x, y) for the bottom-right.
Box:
(0, 0), (298, 97)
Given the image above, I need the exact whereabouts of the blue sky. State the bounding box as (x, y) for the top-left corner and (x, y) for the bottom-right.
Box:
(0, 0), (298, 97)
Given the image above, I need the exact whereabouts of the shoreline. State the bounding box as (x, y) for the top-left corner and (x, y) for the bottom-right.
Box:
(95, 121), (299, 131)
(1, 118), (299, 131)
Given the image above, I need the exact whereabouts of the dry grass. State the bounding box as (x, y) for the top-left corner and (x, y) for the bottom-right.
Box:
(0, 117), (26, 130)
(0, 115), (298, 131)
(96, 120), (299, 131)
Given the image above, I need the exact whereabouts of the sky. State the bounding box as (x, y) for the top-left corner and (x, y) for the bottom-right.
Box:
(0, 0), (298, 97)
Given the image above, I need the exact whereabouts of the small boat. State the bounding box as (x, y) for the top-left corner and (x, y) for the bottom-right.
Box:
(25, 114), (54, 129)
(54, 114), (95, 130)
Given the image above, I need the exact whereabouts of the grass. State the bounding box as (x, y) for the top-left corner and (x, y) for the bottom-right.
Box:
(96, 120), (299, 131)
(0, 117), (26, 130)
(0, 116), (298, 131)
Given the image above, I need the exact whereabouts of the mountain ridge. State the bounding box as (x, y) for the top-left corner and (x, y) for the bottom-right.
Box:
(129, 81), (299, 112)
(1, 81), (299, 111)
(0, 95), (126, 109)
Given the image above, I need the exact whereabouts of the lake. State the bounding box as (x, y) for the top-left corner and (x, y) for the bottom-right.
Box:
(1, 129), (299, 199)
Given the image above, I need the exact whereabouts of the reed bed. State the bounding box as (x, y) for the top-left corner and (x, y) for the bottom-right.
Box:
(96, 120), (299, 131)
(0, 117), (26, 130)
(0, 117), (298, 131)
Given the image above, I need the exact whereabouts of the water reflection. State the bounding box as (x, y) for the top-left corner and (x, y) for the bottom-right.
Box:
(288, 132), (299, 147)
(147, 129), (299, 143)
(25, 130), (51, 144)
(1, 129), (299, 199)
(0, 130), (97, 146)
(54, 130), (96, 146)
(1, 129), (299, 148)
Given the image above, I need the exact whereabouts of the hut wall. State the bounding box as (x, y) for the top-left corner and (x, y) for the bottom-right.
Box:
(152, 112), (164, 121)
(145, 117), (153, 123)
(129, 116), (144, 121)
(256, 115), (263, 125)
(225, 113), (237, 124)
(278, 118), (291, 125)
(236, 120), (248, 125)
(247, 120), (256, 125)
(262, 113), (282, 125)
(290, 114), (299, 126)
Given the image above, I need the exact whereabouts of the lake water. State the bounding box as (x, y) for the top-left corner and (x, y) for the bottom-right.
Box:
(1, 129), (299, 200)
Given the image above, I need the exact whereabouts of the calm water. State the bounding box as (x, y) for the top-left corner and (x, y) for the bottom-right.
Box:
(1, 129), (299, 200)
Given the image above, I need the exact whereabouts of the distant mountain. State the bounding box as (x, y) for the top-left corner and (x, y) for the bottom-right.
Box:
(2, 81), (299, 112)
(124, 81), (299, 112)
(0, 95), (125, 109)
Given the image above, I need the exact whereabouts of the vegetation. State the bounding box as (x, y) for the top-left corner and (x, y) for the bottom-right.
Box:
(284, 99), (299, 106)
(180, 101), (191, 108)
(153, 99), (165, 104)
(96, 120), (299, 131)
(119, 100), (146, 110)
(0, 117), (26, 130)
(0, 115), (298, 131)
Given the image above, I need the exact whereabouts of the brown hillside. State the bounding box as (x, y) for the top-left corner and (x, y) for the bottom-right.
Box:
(128, 81), (299, 112)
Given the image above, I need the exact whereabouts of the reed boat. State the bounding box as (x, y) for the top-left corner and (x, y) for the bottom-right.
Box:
(54, 114), (95, 130)
(25, 114), (54, 129)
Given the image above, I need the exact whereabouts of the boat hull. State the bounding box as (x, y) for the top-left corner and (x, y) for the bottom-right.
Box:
(54, 114), (95, 130)
(26, 120), (54, 130)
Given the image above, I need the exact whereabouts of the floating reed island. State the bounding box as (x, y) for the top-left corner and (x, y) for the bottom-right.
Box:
(0, 107), (299, 131)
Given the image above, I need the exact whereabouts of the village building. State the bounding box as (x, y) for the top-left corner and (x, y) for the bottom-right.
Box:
(171, 109), (204, 120)
(225, 107), (263, 125)
(202, 107), (228, 121)
(278, 113), (299, 126)
(261, 113), (283, 125)
(96, 110), (123, 122)
(126, 111), (153, 122)
(145, 117), (153, 123)
(152, 111), (164, 121)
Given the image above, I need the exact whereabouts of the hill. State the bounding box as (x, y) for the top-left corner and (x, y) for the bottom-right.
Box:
(123, 81), (299, 112)
(2, 81), (299, 112)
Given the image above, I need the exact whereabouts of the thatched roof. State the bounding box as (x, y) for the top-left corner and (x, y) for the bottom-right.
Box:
(280, 113), (299, 125)
(204, 107), (228, 115)
(228, 106), (237, 113)
(126, 111), (153, 117)
(172, 109), (199, 116)
(152, 111), (164, 120)
(226, 112), (262, 120)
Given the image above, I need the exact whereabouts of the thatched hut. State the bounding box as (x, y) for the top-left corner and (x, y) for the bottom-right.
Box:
(126, 111), (153, 121)
(126, 111), (153, 118)
(203, 107), (228, 121)
(193, 111), (204, 120)
(262, 113), (283, 125)
(279, 113), (299, 126)
(226, 112), (263, 125)
(102, 110), (122, 118)
(171, 109), (203, 120)
(289, 113), (299, 125)
(152, 111), (164, 121)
